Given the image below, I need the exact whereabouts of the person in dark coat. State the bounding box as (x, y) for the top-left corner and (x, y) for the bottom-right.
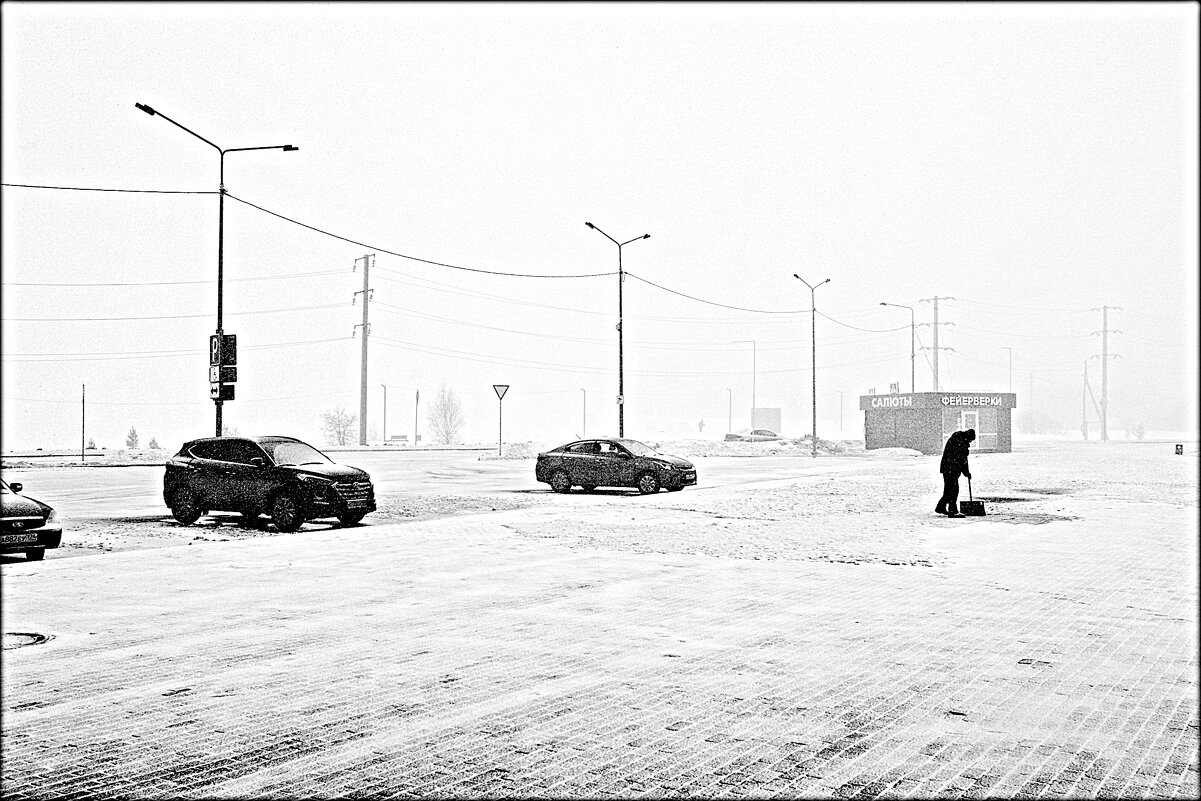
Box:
(935, 428), (975, 517)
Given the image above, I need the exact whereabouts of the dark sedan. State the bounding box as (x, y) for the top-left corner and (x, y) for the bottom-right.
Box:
(535, 438), (697, 494)
(1, 478), (64, 561)
(163, 435), (376, 532)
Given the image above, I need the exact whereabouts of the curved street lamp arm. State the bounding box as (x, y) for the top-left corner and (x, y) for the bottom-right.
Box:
(585, 221), (619, 247)
(225, 144), (299, 154)
(135, 102), (221, 154)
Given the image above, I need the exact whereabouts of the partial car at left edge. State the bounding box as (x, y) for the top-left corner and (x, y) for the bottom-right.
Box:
(1, 478), (64, 561)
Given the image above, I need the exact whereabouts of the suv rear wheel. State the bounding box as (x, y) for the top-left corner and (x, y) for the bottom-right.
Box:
(337, 510), (366, 526)
(170, 488), (202, 525)
(550, 470), (572, 493)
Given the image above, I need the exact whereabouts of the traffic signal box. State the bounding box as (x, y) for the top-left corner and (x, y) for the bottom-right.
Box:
(209, 334), (238, 402)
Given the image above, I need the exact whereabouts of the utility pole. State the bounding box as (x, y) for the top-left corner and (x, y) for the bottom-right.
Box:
(414, 389), (420, 447)
(353, 254), (374, 446)
(794, 275), (830, 458)
(81, 384), (86, 463)
(733, 340), (757, 428)
(1002, 347), (1013, 392)
(1091, 305), (1122, 442)
(918, 296), (955, 391)
(380, 384), (387, 443)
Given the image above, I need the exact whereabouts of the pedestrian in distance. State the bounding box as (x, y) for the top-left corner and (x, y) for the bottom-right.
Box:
(935, 428), (976, 518)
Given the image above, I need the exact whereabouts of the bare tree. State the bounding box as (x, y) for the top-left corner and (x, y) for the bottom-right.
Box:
(427, 384), (465, 445)
(321, 406), (357, 446)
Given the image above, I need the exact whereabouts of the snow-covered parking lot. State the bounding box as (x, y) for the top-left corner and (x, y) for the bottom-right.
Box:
(2, 436), (1195, 563)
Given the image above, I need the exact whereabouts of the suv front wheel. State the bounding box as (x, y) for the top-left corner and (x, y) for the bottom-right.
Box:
(272, 493), (305, 533)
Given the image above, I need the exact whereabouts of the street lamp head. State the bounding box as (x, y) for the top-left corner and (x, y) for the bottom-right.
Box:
(585, 222), (595, 229)
(135, 102), (156, 116)
(642, 234), (650, 239)
(283, 145), (298, 151)
(793, 273), (800, 280)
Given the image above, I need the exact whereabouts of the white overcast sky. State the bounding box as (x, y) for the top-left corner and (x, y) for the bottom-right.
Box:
(2, 2), (1198, 451)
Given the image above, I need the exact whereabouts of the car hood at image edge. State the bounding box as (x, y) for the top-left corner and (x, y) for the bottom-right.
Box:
(1, 495), (51, 517)
(286, 463), (370, 482)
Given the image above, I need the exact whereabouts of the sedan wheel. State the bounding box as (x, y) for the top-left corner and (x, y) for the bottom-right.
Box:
(272, 493), (304, 533)
(637, 473), (660, 495)
(26, 549), (45, 561)
(170, 488), (202, 526)
(550, 470), (572, 493)
(337, 510), (366, 526)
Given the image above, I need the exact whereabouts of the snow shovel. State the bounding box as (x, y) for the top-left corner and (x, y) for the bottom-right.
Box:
(960, 476), (986, 516)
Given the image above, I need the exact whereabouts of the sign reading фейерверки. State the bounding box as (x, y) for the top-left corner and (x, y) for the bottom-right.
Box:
(859, 392), (1017, 411)
(941, 395), (1003, 406)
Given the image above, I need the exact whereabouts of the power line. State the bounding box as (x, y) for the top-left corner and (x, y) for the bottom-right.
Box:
(816, 310), (908, 333)
(624, 272), (806, 314)
(5, 302), (346, 323)
(2, 182), (217, 194)
(225, 192), (617, 279)
(1, 336), (349, 363)
(2, 268), (346, 288)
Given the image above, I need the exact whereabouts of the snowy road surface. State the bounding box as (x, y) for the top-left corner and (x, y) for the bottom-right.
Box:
(2, 439), (1197, 797)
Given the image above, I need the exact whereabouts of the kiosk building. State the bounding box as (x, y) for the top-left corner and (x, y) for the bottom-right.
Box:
(860, 392), (1018, 455)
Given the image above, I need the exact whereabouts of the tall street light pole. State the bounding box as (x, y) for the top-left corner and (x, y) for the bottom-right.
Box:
(879, 302), (915, 393)
(733, 340), (757, 428)
(136, 103), (297, 437)
(585, 222), (649, 438)
(794, 275), (830, 458)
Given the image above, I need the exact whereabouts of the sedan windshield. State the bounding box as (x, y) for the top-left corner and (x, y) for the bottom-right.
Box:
(260, 440), (332, 466)
(621, 440), (659, 457)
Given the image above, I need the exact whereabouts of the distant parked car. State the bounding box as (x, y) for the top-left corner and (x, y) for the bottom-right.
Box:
(162, 436), (376, 532)
(725, 429), (781, 442)
(1, 478), (63, 561)
(535, 438), (697, 494)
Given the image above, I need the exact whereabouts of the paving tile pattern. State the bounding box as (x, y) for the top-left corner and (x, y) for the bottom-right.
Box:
(2, 449), (1197, 798)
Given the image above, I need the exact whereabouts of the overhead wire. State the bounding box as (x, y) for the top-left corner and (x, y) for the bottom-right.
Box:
(1, 336), (349, 363)
(225, 192), (616, 279)
(1, 269), (347, 288)
(2, 183), (217, 195)
(5, 302), (347, 323)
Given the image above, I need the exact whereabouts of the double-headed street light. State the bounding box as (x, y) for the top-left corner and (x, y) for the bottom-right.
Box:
(794, 274), (830, 458)
(136, 102), (297, 437)
(585, 222), (649, 438)
(879, 301), (916, 394)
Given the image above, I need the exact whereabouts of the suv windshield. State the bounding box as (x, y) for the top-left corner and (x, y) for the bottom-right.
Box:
(261, 440), (332, 467)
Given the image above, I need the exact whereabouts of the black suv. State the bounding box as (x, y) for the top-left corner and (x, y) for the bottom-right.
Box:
(163, 436), (376, 531)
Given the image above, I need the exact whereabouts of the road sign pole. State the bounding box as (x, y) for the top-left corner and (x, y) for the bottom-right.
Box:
(492, 384), (509, 456)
